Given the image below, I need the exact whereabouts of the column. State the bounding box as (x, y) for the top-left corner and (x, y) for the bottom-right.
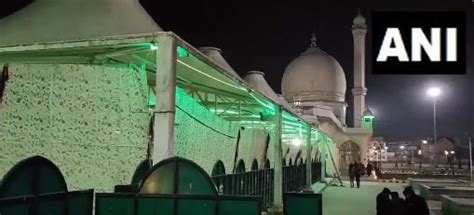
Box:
(153, 35), (177, 165)
(305, 125), (313, 191)
(273, 106), (283, 206)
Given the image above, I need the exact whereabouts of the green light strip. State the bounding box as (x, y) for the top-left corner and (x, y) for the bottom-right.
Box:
(249, 92), (275, 111)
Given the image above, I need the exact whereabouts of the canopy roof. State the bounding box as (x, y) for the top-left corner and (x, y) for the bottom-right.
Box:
(0, 32), (331, 142)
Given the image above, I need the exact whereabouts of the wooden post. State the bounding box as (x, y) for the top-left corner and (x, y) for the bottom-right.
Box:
(153, 35), (177, 165)
(305, 125), (313, 191)
(273, 106), (283, 206)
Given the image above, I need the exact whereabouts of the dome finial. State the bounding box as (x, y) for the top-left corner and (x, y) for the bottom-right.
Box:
(310, 33), (317, 47)
(353, 9), (366, 25)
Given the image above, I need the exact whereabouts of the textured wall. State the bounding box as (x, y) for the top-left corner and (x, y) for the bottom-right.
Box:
(174, 87), (273, 174)
(0, 63), (150, 192)
(0, 63), (316, 193)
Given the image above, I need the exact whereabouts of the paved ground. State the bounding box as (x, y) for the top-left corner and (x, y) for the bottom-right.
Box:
(321, 180), (405, 215)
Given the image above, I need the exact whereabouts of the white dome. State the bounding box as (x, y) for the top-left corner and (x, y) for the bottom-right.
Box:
(281, 34), (347, 103)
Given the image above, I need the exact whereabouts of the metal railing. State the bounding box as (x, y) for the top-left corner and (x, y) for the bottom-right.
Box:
(212, 168), (274, 208)
(211, 162), (322, 209)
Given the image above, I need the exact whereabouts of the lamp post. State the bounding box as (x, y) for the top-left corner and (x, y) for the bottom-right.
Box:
(418, 150), (422, 169)
(427, 87), (441, 169)
(469, 133), (473, 182)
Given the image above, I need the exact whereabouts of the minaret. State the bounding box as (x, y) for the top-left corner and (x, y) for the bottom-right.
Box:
(352, 10), (367, 128)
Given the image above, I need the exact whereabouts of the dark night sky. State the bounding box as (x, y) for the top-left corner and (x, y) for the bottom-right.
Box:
(1, 0), (474, 143)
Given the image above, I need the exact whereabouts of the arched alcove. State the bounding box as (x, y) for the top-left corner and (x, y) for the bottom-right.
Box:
(139, 157), (217, 196)
(235, 159), (246, 173)
(0, 156), (68, 198)
(211, 160), (226, 176)
(251, 159), (258, 171)
(264, 159), (270, 169)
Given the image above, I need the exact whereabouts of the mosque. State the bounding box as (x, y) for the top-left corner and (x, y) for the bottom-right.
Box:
(281, 12), (375, 172)
(0, 0), (374, 211)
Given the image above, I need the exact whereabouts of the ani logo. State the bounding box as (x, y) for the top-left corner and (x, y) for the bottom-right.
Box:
(371, 11), (466, 74)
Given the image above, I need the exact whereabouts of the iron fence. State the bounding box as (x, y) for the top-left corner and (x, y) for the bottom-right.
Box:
(212, 168), (274, 208)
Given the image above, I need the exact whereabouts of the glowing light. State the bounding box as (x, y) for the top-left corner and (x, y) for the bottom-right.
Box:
(150, 44), (158, 50)
(418, 149), (422, 155)
(400, 145), (405, 149)
(291, 138), (302, 147)
(450, 150), (455, 154)
(444, 150), (449, 155)
(427, 87), (441, 97)
(177, 46), (190, 58)
(422, 140), (428, 144)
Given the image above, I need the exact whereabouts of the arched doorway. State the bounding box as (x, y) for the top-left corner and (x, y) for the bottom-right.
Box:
(339, 141), (361, 172)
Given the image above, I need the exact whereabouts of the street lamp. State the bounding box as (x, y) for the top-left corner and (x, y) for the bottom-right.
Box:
(427, 87), (441, 169)
(444, 150), (449, 165)
(418, 150), (422, 169)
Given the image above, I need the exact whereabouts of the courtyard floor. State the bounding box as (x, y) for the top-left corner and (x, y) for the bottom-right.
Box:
(320, 180), (405, 215)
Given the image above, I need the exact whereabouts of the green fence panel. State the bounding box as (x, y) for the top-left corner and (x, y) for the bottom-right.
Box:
(218, 198), (260, 215)
(96, 195), (135, 215)
(0, 196), (32, 215)
(177, 199), (216, 215)
(37, 195), (65, 215)
(137, 197), (174, 215)
(68, 190), (94, 215)
(284, 193), (322, 215)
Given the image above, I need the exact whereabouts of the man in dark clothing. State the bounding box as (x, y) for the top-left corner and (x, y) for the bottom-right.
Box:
(403, 186), (430, 215)
(354, 161), (364, 188)
(349, 162), (355, 188)
(376, 188), (391, 215)
(389, 192), (405, 215)
(367, 163), (373, 176)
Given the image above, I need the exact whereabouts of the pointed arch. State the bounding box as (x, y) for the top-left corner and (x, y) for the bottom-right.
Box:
(235, 159), (246, 173)
(251, 159), (258, 171)
(0, 156), (67, 198)
(211, 160), (226, 176)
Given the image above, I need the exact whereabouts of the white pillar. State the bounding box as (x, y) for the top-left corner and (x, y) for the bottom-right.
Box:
(320, 139), (326, 182)
(273, 106), (283, 206)
(305, 125), (313, 191)
(352, 11), (367, 128)
(153, 35), (177, 165)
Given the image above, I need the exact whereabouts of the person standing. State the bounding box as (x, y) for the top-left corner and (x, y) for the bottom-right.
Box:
(403, 186), (430, 215)
(367, 162), (373, 176)
(354, 161), (364, 188)
(389, 192), (405, 215)
(376, 188), (391, 215)
(349, 162), (355, 188)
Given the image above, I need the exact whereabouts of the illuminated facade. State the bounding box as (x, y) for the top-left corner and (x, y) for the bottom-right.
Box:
(0, 0), (335, 208)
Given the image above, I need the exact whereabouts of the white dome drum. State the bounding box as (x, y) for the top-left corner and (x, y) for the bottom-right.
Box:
(281, 34), (346, 104)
